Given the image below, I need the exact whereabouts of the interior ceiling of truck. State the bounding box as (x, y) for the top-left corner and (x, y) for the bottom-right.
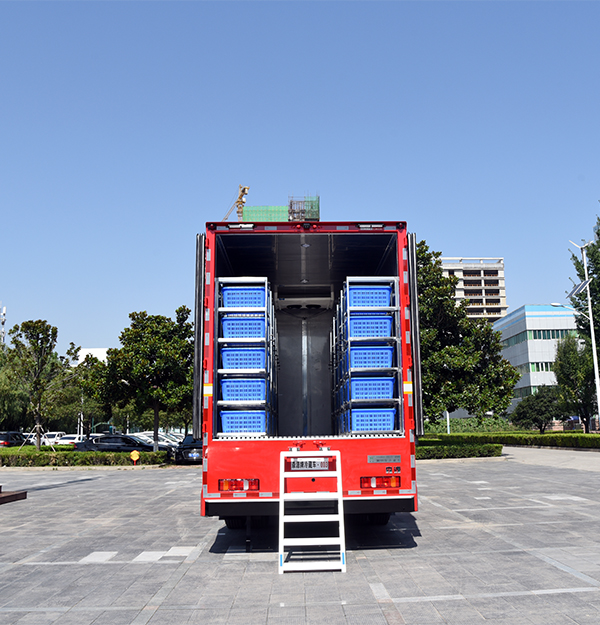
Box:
(215, 233), (398, 294)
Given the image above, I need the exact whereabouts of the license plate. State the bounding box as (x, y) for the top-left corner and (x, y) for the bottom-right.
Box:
(291, 457), (329, 471)
(188, 452), (201, 459)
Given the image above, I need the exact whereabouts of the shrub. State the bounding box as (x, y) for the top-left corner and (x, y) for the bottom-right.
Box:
(416, 443), (502, 460)
(435, 432), (600, 449)
(0, 448), (168, 467)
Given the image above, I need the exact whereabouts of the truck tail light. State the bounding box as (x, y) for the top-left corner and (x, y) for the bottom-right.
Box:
(361, 476), (400, 489)
(218, 479), (259, 492)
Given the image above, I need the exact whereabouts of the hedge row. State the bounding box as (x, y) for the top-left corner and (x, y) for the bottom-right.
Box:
(434, 432), (600, 449)
(0, 449), (168, 467)
(416, 442), (503, 460)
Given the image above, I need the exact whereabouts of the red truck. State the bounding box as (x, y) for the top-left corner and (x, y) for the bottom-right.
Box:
(193, 219), (423, 572)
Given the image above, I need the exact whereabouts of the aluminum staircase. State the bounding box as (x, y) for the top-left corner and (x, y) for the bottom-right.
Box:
(278, 449), (346, 573)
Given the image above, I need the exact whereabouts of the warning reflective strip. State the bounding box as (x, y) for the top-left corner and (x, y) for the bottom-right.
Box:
(205, 272), (211, 285)
(203, 485), (220, 498)
(203, 385), (213, 396)
(403, 382), (413, 394)
(411, 456), (415, 468)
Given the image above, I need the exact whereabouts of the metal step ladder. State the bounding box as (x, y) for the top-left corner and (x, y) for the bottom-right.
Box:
(278, 449), (346, 573)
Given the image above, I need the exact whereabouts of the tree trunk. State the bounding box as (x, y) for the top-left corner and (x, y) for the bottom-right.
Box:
(35, 406), (42, 451)
(153, 401), (160, 452)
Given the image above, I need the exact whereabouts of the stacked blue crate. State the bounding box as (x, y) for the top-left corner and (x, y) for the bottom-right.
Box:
(332, 278), (400, 434)
(216, 279), (276, 436)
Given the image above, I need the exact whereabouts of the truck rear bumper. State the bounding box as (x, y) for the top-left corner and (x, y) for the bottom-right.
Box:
(205, 496), (416, 518)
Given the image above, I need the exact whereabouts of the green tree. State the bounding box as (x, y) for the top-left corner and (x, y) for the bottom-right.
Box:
(510, 385), (565, 434)
(6, 320), (79, 448)
(569, 216), (600, 345)
(0, 348), (28, 430)
(553, 334), (596, 433)
(417, 241), (520, 421)
(99, 306), (193, 450)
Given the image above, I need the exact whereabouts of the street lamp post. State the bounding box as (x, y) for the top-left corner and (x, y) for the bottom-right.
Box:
(553, 238), (600, 431)
(574, 241), (600, 432)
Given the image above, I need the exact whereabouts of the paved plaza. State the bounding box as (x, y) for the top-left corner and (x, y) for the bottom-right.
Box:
(2, 447), (600, 624)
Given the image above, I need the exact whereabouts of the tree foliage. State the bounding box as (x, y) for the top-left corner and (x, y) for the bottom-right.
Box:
(0, 349), (28, 430)
(569, 216), (600, 344)
(553, 334), (596, 433)
(6, 320), (79, 448)
(97, 306), (193, 449)
(510, 385), (566, 434)
(417, 241), (520, 421)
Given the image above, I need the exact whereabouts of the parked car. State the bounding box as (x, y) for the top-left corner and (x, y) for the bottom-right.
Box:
(73, 434), (173, 457)
(0, 431), (28, 447)
(174, 434), (203, 464)
(137, 432), (179, 448)
(56, 434), (85, 446)
(41, 432), (66, 445)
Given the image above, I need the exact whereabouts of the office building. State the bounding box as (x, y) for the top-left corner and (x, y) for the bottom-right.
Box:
(441, 257), (508, 321)
(493, 304), (577, 410)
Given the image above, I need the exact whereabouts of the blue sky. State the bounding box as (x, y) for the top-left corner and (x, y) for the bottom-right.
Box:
(1, 1), (599, 353)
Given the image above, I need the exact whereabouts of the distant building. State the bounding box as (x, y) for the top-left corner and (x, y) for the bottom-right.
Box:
(493, 305), (577, 411)
(441, 257), (508, 321)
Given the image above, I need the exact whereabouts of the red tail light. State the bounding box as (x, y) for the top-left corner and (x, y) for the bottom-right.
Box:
(0, 441), (9, 446)
(218, 478), (259, 492)
(360, 476), (400, 489)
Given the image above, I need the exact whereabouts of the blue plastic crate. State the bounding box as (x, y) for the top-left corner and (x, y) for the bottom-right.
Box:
(350, 408), (396, 431)
(222, 286), (266, 308)
(350, 377), (395, 399)
(221, 379), (267, 401)
(221, 347), (266, 369)
(220, 410), (268, 433)
(348, 315), (393, 337)
(349, 346), (394, 368)
(348, 286), (392, 307)
(221, 315), (266, 338)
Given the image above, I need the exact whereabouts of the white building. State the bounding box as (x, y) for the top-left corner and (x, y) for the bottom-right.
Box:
(493, 305), (577, 410)
(441, 257), (508, 321)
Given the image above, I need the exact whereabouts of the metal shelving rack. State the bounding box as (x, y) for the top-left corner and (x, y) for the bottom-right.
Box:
(215, 277), (278, 437)
(332, 277), (403, 434)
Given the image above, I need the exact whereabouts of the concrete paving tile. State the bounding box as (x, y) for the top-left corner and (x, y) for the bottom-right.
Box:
(267, 604), (306, 619)
(227, 607), (268, 623)
(432, 602), (486, 624)
(476, 614), (536, 625)
(0, 613), (29, 625)
(188, 609), (230, 624)
(146, 609), (193, 624)
(85, 610), (141, 625)
(195, 595), (235, 610)
(394, 602), (445, 624)
(342, 604), (388, 625)
(49, 611), (98, 625)
(525, 614), (584, 625)
(13, 612), (63, 625)
(269, 594), (305, 605)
